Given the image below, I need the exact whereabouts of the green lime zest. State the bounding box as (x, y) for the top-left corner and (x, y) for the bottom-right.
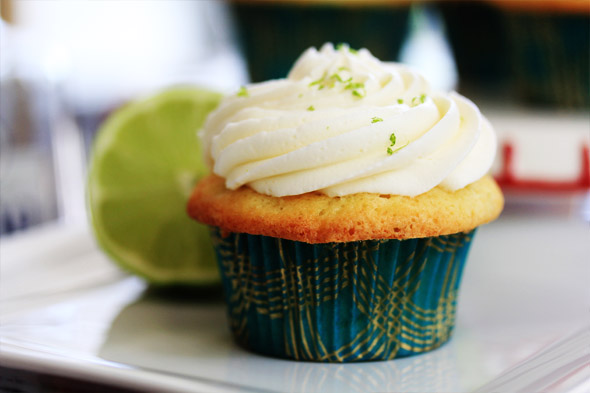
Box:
(308, 72), (365, 98)
(345, 82), (364, 90)
(371, 117), (383, 123)
(344, 81), (366, 99)
(237, 86), (249, 97)
(330, 73), (344, 83)
(411, 94), (426, 106)
(307, 105), (315, 111)
(388, 141), (409, 155)
(386, 131), (408, 155)
(336, 43), (358, 54)
(309, 73), (326, 87)
(352, 90), (365, 98)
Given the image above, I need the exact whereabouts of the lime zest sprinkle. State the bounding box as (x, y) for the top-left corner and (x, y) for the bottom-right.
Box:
(411, 94), (427, 106)
(345, 82), (364, 90)
(298, 93), (303, 98)
(307, 105), (315, 111)
(352, 90), (365, 98)
(386, 132), (408, 155)
(389, 142), (409, 155)
(330, 73), (344, 83)
(336, 43), (358, 54)
(397, 98), (404, 104)
(308, 72), (365, 98)
(237, 86), (249, 97)
(371, 117), (383, 123)
(345, 81), (366, 98)
(309, 76), (325, 87)
(338, 66), (350, 72)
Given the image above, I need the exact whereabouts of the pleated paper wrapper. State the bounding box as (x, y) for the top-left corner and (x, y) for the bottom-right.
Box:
(210, 228), (476, 362)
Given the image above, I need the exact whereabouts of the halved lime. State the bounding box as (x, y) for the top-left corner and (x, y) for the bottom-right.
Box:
(87, 87), (222, 285)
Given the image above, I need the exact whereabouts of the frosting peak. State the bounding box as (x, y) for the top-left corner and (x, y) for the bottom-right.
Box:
(200, 43), (496, 197)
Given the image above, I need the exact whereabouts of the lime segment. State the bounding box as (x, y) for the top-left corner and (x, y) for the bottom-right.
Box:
(88, 87), (222, 285)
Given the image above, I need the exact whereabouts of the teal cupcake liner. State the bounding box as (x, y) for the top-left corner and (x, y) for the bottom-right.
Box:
(210, 228), (476, 362)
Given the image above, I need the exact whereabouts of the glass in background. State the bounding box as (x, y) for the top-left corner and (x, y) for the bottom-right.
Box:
(0, 0), (247, 236)
(0, 19), (65, 235)
(19, 0), (246, 157)
(399, 4), (458, 92)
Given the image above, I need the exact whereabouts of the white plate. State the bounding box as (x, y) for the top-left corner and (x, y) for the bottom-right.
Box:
(1, 212), (589, 393)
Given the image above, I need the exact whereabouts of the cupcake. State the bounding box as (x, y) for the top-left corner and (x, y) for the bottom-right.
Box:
(188, 43), (503, 362)
(230, 0), (411, 82)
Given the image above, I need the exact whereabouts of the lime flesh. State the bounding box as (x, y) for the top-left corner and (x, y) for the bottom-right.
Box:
(87, 87), (222, 285)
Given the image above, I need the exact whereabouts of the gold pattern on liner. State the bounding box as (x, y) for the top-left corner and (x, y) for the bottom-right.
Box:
(212, 229), (472, 361)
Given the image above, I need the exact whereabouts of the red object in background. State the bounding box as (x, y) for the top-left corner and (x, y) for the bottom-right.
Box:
(495, 142), (590, 192)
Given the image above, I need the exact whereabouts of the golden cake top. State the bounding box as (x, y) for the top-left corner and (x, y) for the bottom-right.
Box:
(188, 174), (503, 243)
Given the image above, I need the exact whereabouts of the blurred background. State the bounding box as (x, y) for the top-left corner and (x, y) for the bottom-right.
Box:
(1, 0), (589, 236)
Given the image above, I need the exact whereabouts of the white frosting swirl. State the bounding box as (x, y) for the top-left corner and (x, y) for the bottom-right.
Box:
(200, 43), (496, 197)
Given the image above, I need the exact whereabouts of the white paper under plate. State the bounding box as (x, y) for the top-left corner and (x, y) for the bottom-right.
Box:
(1, 212), (589, 393)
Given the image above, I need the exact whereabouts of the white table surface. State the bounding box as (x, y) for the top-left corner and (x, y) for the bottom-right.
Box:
(1, 204), (589, 393)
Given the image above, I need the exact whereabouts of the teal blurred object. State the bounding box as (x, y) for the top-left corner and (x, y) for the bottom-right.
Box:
(211, 228), (475, 362)
(439, 1), (589, 108)
(230, 2), (410, 82)
(505, 11), (590, 108)
(438, 2), (510, 90)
